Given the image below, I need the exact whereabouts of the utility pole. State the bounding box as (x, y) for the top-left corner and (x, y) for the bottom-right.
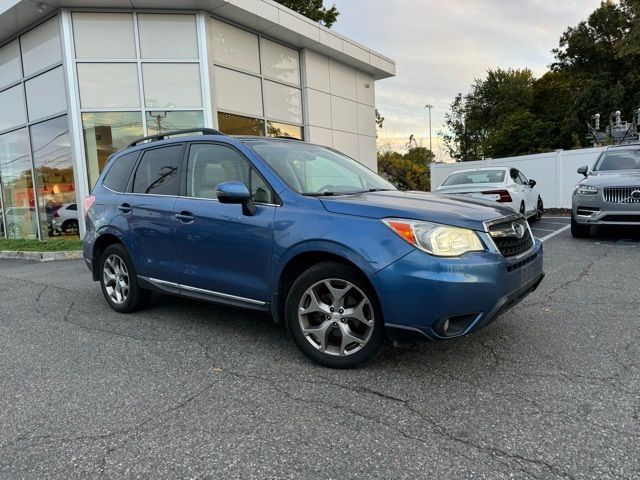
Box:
(424, 104), (433, 154)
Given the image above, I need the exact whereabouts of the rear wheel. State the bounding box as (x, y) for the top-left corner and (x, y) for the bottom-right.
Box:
(285, 262), (385, 368)
(571, 214), (590, 238)
(62, 219), (79, 235)
(99, 244), (151, 313)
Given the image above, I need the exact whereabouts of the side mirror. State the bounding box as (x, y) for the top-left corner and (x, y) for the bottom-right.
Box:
(528, 179), (536, 188)
(216, 181), (256, 216)
(577, 165), (588, 177)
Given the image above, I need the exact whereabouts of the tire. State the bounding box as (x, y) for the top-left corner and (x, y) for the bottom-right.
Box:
(62, 219), (79, 235)
(571, 214), (590, 238)
(531, 197), (544, 223)
(99, 244), (151, 313)
(285, 262), (385, 368)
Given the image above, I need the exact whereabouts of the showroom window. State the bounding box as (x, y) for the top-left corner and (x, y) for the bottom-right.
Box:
(209, 18), (303, 140)
(72, 12), (205, 187)
(0, 15), (73, 240)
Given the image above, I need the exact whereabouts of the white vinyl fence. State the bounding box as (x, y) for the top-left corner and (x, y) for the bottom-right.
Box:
(430, 147), (605, 208)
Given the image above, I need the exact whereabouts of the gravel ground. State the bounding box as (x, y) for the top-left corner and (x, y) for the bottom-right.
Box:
(0, 225), (638, 479)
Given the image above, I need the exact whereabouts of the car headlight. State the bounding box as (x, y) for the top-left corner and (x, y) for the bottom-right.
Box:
(576, 185), (598, 195)
(382, 218), (484, 257)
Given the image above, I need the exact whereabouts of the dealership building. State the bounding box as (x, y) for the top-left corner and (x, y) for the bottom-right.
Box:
(0, 0), (395, 239)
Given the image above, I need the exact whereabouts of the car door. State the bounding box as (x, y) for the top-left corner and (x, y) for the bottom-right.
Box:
(173, 142), (277, 305)
(509, 169), (527, 212)
(517, 171), (537, 211)
(120, 144), (183, 283)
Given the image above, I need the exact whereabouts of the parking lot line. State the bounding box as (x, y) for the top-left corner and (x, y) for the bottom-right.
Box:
(538, 224), (571, 242)
(531, 227), (557, 232)
(535, 221), (570, 226)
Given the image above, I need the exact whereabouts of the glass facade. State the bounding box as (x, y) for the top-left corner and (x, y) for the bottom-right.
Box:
(0, 10), (316, 238)
(0, 15), (73, 240)
(82, 112), (144, 188)
(73, 12), (205, 188)
(209, 18), (303, 138)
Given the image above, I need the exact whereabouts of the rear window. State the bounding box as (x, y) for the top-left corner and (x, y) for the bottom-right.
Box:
(133, 145), (182, 195)
(103, 152), (139, 192)
(441, 170), (505, 186)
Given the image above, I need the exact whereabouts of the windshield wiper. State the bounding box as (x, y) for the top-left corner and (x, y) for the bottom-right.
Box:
(302, 192), (337, 197)
(367, 188), (394, 192)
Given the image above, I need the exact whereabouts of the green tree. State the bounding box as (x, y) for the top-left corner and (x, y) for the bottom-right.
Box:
(378, 136), (433, 191)
(274, 0), (339, 28)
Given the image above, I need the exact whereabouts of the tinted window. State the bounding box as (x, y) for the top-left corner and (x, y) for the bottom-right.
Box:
(186, 143), (273, 203)
(441, 170), (505, 186)
(511, 169), (524, 185)
(133, 145), (182, 195)
(103, 152), (138, 192)
(67, 204), (77, 211)
(518, 172), (528, 185)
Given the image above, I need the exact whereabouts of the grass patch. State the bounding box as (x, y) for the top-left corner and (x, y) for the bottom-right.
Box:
(0, 237), (83, 252)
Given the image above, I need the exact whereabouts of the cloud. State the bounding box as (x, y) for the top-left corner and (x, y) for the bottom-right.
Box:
(330, 0), (602, 153)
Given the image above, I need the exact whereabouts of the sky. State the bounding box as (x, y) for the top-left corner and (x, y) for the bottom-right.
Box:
(329, 0), (603, 160)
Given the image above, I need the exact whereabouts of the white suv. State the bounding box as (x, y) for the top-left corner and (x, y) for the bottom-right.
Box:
(52, 203), (79, 235)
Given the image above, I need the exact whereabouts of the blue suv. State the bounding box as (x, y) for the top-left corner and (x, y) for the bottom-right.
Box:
(83, 129), (544, 368)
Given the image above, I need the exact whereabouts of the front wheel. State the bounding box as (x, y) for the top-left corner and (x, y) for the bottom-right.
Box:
(571, 214), (590, 238)
(99, 244), (151, 313)
(285, 262), (385, 368)
(531, 197), (544, 222)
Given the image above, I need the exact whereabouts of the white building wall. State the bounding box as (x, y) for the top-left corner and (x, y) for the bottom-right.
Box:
(301, 48), (377, 170)
(430, 147), (605, 209)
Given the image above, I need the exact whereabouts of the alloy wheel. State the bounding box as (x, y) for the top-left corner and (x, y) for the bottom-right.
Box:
(298, 279), (375, 356)
(103, 254), (130, 304)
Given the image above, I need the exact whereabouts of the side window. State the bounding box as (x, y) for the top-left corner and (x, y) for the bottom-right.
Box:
(103, 152), (139, 192)
(186, 143), (273, 203)
(67, 204), (77, 211)
(511, 169), (523, 185)
(132, 145), (182, 195)
(518, 172), (529, 185)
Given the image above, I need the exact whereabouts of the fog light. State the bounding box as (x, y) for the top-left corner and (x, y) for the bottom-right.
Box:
(443, 318), (450, 332)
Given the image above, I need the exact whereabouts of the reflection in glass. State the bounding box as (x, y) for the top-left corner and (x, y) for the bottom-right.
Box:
(146, 111), (204, 135)
(20, 16), (62, 77)
(260, 38), (300, 86)
(217, 112), (265, 136)
(263, 80), (302, 124)
(0, 128), (38, 238)
(267, 121), (303, 140)
(0, 40), (22, 89)
(142, 63), (202, 108)
(82, 112), (144, 188)
(31, 116), (76, 239)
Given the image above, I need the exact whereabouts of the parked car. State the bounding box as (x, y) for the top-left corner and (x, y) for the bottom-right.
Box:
(83, 129), (544, 368)
(52, 203), (80, 235)
(572, 143), (640, 237)
(0, 206), (49, 238)
(434, 167), (544, 221)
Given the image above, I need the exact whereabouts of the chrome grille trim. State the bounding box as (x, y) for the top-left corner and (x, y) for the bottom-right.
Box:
(603, 186), (640, 203)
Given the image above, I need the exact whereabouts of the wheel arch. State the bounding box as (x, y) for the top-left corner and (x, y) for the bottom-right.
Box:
(91, 230), (126, 281)
(272, 244), (379, 324)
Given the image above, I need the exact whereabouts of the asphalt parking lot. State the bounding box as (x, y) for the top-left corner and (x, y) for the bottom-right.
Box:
(1, 225), (639, 479)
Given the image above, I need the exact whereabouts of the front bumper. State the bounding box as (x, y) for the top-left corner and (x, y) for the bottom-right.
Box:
(573, 194), (640, 225)
(370, 240), (544, 342)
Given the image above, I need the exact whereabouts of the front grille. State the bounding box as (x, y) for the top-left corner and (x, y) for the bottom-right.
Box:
(488, 217), (534, 257)
(603, 186), (640, 203)
(600, 215), (640, 223)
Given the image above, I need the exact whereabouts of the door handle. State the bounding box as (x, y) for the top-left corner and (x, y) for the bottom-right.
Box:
(175, 211), (194, 223)
(117, 203), (132, 214)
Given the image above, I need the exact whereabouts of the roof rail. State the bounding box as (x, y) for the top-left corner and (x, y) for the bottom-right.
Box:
(127, 128), (225, 148)
(274, 136), (303, 141)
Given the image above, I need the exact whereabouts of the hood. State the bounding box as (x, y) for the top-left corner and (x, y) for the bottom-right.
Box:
(320, 190), (514, 231)
(582, 170), (640, 187)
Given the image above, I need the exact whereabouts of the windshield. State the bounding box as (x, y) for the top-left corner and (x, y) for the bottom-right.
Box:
(441, 170), (505, 186)
(249, 142), (395, 195)
(594, 148), (640, 171)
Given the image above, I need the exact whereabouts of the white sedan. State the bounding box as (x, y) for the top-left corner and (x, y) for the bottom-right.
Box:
(434, 167), (544, 221)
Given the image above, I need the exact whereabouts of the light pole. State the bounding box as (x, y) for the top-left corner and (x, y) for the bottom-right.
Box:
(424, 104), (433, 154)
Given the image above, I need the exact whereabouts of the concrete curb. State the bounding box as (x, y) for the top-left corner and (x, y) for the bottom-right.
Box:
(0, 250), (83, 262)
